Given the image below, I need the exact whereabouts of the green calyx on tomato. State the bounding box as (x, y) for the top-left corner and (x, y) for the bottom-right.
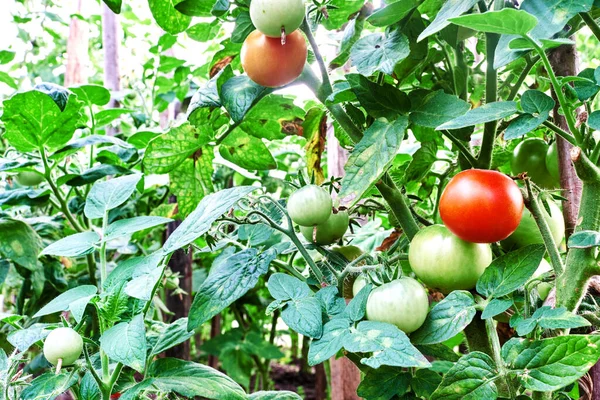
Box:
(43, 327), (83, 366)
(300, 210), (349, 245)
(501, 199), (565, 250)
(439, 169), (524, 243)
(287, 184), (332, 226)
(365, 277), (429, 333)
(249, 0), (306, 38)
(15, 171), (44, 187)
(511, 138), (559, 188)
(408, 225), (493, 293)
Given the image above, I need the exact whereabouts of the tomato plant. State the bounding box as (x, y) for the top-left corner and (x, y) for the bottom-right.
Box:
(408, 225), (493, 293)
(3, 0), (600, 399)
(439, 169), (524, 243)
(241, 30), (307, 87)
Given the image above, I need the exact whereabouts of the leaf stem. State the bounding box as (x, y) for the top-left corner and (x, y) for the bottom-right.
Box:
(526, 35), (582, 145)
(523, 179), (565, 275)
(541, 120), (577, 146)
(507, 55), (540, 101)
(442, 130), (477, 167)
(581, 12), (600, 43)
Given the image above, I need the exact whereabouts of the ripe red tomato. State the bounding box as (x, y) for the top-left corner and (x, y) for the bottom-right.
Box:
(241, 30), (307, 88)
(439, 169), (524, 243)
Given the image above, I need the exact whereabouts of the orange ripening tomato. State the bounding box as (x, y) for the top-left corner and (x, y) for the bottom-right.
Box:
(241, 30), (307, 88)
(439, 169), (524, 243)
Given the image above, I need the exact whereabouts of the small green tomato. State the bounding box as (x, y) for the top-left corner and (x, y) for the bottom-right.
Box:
(43, 327), (83, 366)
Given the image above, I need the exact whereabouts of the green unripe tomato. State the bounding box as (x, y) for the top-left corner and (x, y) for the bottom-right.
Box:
(300, 211), (349, 245)
(501, 200), (565, 250)
(250, 0), (306, 38)
(352, 275), (368, 297)
(287, 185), (332, 227)
(532, 258), (553, 300)
(545, 141), (560, 181)
(43, 327), (83, 366)
(537, 282), (553, 301)
(408, 225), (493, 293)
(365, 277), (429, 333)
(511, 138), (557, 188)
(15, 171), (44, 186)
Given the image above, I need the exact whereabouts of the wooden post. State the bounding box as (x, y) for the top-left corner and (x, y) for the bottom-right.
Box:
(102, 2), (121, 120)
(326, 125), (361, 400)
(64, 0), (88, 87)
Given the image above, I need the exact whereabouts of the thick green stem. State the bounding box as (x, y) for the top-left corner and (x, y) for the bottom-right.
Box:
(464, 313), (494, 355)
(581, 12), (600, 43)
(556, 151), (600, 311)
(454, 42), (469, 101)
(486, 318), (515, 399)
(375, 178), (420, 240)
(542, 120), (577, 146)
(524, 180), (565, 275)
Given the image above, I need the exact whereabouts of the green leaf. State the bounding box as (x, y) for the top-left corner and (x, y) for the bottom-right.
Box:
(187, 21), (221, 42)
(248, 392), (302, 400)
(21, 373), (79, 400)
(94, 108), (135, 127)
(219, 129), (277, 170)
(588, 111), (600, 131)
(58, 165), (131, 187)
(476, 244), (546, 298)
(567, 230), (600, 249)
(100, 313), (147, 372)
(357, 367), (411, 399)
(346, 74), (410, 119)
(7, 323), (50, 351)
(521, 90), (555, 114)
(411, 291), (476, 345)
(102, 0), (122, 13)
(40, 231), (100, 257)
(417, 0), (477, 41)
(412, 369), (443, 399)
(189, 249), (277, 330)
(344, 321), (431, 369)
(0, 50), (16, 64)
(0, 159), (38, 172)
(509, 37), (575, 50)
(505, 113), (549, 140)
(150, 318), (195, 357)
(124, 259), (164, 301)
(148, 0), (191, 34)
(170, 156), (214, 217)
(123, 358), (246, 400)
(350, 29), (410, 76)
(51, 134), (134, 160)
(281, 297), (324, 339)
(431, 352), (498, 400)
(174, 0), (214, 17)
(344, 283), (372, 322)
(308, 318), (351, 365)
(267, 273), (312, 300)
(437, 101), (518, 130)
(481, 298), (513, 319)
(163, 186), (256, 253)
(315, 286), (346, 317)
(515, 306), (591, 336)
(1, 88), (84, 152)
(403, 140), (437, 183)
(79, 371), (101, 400)
(33, 285), (97, 323)
(104, 253), (163, 292)
(574, 68), (600, 101)
(235, 95), (305, 141)
(0, 71), (17, 89)
(84, 174), (142, 219)
(449, 9), (538, 35)
(410, 90), (471, 128)
(104, 216), (172, 242)
(231, 11), (254, 43)
(503, 335), (600, 391)
(339, 117), (409, 206)
(221, 75), (267, 123)
(367, 0), (419, 27)
(0, 218), (43, 269)
(0, 188), (50, 207)
(330, 17), (365, 69)
(71, 84), (111, 106)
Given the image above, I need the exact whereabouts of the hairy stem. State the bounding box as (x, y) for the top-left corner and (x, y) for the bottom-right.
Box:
(375, 177), (420, 240)
(507, 55), (540, 101)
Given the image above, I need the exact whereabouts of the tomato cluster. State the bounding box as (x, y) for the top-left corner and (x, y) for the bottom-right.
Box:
(242, 0), (307, 87)
(511, 138), (559, 188)
(287, 184), (349, 246)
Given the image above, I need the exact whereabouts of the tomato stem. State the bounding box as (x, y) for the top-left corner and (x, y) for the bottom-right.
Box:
(523, 179), (565, 276)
